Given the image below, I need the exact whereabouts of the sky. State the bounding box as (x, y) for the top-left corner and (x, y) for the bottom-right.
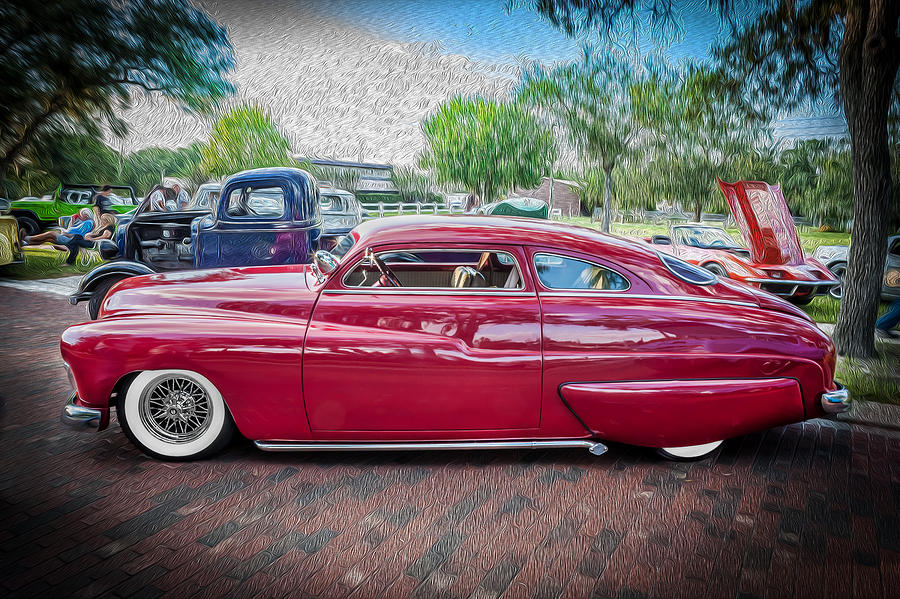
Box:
(117, 0), (846, 163)
(312, 0), (847, 140)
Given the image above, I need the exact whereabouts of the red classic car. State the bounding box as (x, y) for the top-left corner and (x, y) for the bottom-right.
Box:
(60, 215), (850, 461)
(648, 180), (838, 304)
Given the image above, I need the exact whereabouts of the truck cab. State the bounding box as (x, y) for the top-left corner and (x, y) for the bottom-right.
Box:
(72, 168), (322, 317)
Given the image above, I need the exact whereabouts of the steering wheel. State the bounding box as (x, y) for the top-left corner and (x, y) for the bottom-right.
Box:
(367, 249), (402, 287)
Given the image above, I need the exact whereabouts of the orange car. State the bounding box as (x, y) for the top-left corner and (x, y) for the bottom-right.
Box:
(648, 180), (838, 305)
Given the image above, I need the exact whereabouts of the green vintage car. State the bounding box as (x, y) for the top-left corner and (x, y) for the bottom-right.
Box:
(475, 196), (550, 219)
(10, 183), (138, 235)
(0, 198), (25, 266)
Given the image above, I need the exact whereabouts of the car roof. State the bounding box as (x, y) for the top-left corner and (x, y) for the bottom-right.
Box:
(352, 215), (655, 258)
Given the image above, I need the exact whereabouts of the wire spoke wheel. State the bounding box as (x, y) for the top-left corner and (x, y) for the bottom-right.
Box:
(139, 374), (212, 444)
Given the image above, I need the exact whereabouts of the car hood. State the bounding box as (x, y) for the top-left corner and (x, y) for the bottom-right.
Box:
(100, 265), (320, 322)
(718, 179), (805, 266)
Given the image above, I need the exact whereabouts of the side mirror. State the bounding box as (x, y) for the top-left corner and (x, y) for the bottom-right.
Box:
(313, 250), (339, 276)
(651, 234), (672, 245)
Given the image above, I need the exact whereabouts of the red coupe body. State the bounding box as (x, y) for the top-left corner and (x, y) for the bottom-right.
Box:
(60, 215), (847, 457)
(651, 180), (838, 303)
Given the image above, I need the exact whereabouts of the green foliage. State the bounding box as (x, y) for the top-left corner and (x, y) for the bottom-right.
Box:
(200, 106), (295, 179)
(518, 46), (648, 230)
(420, 96), (556, 205)
(122, 143), (205, 194)
(0, 0), (235, 178)
(633, 63), (767, 220)
(300, 163), (360, 193)
(391, 167), (441, 204)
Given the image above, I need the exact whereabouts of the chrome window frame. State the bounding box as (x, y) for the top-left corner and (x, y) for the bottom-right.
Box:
(338, 247), (528, 293)
(531, 251), (632, 293)
(656, 251), (718, 286)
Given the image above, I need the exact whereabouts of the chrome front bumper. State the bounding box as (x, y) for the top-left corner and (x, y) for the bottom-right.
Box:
(61, 394), (103, 430)
(820, 384), (851, 414)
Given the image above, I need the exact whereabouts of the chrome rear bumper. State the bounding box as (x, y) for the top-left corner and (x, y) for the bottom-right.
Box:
(61, 394), (102, 430)
(820, 384), (851, 414)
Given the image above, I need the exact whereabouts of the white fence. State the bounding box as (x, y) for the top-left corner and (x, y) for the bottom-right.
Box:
(360, 202), (466, 219)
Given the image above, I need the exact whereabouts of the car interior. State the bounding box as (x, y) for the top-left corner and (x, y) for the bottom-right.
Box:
(344, 249), (523, 289)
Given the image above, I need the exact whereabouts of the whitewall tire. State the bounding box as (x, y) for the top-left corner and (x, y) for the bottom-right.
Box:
(657, 440), (724, 461)
(117, 370), (235, 460)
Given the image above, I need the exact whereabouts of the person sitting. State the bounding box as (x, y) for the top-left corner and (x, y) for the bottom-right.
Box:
(22, 208), (94, 246)
(62, 213), (117, 265)
(92, 185), (117, 221)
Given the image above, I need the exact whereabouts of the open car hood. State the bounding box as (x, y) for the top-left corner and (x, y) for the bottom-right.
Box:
(717, 179), (805, 266)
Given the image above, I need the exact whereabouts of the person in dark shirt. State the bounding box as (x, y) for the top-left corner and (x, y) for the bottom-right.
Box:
(92, 185), (117, 219)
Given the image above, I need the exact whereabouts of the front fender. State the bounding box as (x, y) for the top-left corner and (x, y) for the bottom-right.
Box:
(69, 261), (156, 305)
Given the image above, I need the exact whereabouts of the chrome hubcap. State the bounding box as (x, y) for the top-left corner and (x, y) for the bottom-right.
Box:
(139, 376), (211, 443)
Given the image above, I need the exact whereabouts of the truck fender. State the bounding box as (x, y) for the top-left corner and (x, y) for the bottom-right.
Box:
(69, 261), (156, 305)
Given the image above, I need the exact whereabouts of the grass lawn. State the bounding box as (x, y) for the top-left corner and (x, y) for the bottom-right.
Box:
(837, 342), (900, 406)
(0, 246), (103, 280)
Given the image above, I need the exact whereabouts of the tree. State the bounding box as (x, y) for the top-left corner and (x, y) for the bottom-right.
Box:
(0, 0), (234, 181)
(517, 0), (900, 359)
(779, 139), (853, 228)
(391, 167), (442, 204)
(200, 106), (295, 179)
(419, 97), (556, 206)
(633, 64), (767, 221)
(518, 46), (643, 232)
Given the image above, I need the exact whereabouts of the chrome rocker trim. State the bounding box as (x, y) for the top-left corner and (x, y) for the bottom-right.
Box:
(254, 439), (608, 455)
(820, 384), (851, 415)
(61, 394), (102, 430)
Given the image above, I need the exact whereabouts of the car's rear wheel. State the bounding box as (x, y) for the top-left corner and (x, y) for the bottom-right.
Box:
(702, 262), (728, 278)
(828, 262), (846, 300)
(657, 440), (723, 461)
(117, 370), (235, 461)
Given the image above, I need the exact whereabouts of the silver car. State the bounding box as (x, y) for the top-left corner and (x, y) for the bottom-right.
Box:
(812, 236), (900, 300)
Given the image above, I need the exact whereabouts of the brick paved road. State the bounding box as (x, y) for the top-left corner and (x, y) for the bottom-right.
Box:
(1, 285), (898, 599)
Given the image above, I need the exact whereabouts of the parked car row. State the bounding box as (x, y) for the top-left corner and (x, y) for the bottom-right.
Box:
(58, 174), (850, 464)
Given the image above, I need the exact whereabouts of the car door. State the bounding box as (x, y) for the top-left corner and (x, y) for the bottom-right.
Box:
(302, 245), (543, 435)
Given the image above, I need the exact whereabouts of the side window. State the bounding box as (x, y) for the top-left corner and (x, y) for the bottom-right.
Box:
(533, 253), (630, 291)
(343, 249), (525, 290)
(226, 186), (285, 218)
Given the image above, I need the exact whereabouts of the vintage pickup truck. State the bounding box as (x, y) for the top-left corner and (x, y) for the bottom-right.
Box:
(70, 168), (323, 318)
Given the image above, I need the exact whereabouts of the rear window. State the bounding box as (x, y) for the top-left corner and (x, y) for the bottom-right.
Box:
(533, 253), (630, 291)
(658, 252), (717, 285)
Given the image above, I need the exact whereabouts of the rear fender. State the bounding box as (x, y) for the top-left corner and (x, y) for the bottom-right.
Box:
(70, 261), (155, 305)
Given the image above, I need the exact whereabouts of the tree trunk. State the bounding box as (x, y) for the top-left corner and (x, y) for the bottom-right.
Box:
(693, 200), (701, 223)
(601, 166), (613, 233)
(832, 0), (900, 359)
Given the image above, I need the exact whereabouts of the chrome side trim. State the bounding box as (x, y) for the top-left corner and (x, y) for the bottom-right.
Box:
(820, 383), (851, 414)
(322, 289), (536, 297)
(537, 292), (758, 308)
(254, 439), (608, 455)
(745, 278), (837, 287)
(60, 394), (102, 431)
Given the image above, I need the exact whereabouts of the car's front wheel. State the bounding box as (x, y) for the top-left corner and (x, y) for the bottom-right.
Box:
(117, 370), (235, 460)
(657, 440), (723, 461)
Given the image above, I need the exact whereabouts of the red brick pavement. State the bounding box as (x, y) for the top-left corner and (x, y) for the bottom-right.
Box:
(1, 285), (899, 599)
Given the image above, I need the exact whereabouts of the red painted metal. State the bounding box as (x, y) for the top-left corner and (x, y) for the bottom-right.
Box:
(60, 215), (841, 450)
(718, 179), (804, 266)
(560, 378), (804, 447)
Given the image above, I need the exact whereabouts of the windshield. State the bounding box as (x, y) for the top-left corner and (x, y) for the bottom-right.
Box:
(320, 193), (352, 213)
(673, 226), (739, 249)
